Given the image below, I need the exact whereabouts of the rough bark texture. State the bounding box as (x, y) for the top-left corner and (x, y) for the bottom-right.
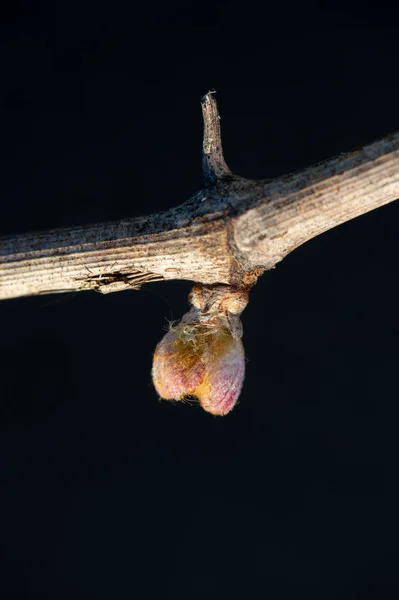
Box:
(1, 93), (398, 300)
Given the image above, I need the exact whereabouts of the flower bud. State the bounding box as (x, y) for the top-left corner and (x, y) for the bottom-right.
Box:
(152, 285), (248, 416)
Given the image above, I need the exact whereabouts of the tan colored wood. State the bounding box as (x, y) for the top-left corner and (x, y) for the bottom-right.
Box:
(1, 93), (398, 300)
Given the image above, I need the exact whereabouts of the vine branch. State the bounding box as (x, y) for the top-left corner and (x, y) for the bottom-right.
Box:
(1, 92), (398, 300)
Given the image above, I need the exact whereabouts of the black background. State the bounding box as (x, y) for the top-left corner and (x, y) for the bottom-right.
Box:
(1, 1), (399, 598)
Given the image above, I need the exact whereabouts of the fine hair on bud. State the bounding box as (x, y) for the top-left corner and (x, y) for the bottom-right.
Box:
(152, 285), (248, 416)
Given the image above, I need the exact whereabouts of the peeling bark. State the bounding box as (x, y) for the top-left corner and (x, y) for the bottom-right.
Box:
(1, 93), (398, 300)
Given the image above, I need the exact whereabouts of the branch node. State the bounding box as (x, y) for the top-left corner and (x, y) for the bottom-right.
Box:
(201, 91), (233, 186)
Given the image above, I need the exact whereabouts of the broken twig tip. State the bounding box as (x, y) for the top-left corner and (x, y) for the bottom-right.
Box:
(201, 90), (217, 104)
(201, 90), (233, 185)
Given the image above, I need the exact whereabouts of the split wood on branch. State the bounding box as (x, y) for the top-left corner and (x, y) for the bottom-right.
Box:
(1, 92), (398, 300)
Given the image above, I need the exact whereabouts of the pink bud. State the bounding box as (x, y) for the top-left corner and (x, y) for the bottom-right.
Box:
(152, 285), (248, 416)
